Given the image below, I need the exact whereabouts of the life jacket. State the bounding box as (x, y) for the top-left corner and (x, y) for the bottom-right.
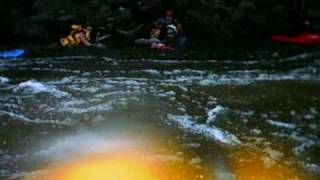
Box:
(60, 25), (91, 46)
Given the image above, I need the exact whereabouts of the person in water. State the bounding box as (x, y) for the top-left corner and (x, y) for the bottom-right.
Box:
(156, 10), (187, 48)
(135, 10), (187, 49)
(60, 24), (93, 46)
(150, 24), (177, 50)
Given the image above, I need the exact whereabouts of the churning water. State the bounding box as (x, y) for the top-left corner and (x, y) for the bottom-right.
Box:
(0, 54), (319, 179)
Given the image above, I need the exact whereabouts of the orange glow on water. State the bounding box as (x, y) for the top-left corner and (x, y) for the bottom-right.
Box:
(228, 149), (303, 180)
(24, 133), (311, 180)
(45, 155), (158, 180)
(33, 150), (206, 180)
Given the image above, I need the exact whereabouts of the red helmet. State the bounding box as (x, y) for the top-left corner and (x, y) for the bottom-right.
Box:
(166, 10), (174, 17)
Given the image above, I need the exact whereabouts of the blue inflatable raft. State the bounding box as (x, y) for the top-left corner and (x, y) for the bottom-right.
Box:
(0, 49), (25, 58)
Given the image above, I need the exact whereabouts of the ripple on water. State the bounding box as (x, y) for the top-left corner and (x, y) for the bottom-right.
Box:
(0, 110), (72, 125)
(266, 119), (296, 129)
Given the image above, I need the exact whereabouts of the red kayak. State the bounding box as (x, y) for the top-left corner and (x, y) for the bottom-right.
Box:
(151, 43), (175, 51)
(272, 32), (320, 44)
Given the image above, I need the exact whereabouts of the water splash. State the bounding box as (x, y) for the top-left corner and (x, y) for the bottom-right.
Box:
(207, 105), (225, 124)
(14, 80), (70, 98)
(0, 76), (9, 83)
(167, 114), (241, 145)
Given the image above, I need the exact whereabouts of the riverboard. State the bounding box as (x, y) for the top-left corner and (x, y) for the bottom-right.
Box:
(272, 32), (320, 44)
(0, 49), (25, 58)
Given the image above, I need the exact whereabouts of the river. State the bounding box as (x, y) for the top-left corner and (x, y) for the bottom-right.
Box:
(0, 52), (319, 180)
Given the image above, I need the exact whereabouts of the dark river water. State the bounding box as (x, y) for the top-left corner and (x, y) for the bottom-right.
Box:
(0, 53), (319, 180)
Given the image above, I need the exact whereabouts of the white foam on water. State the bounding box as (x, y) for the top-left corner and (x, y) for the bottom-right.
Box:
(199, 68), (320, 86)
(172, 69), (205, 75)
(177, 85), (188, 92)
(266, 119), (296, 129)
(121, 80), (147, 86)
(207, 105), (225, 124)
(303, 163), (320, 173)
(262, 147), (284, 160)
(175, 76), (204, 83)
(148, 59), (193, 64)
(272, 132), (319, 156)
(59, 103), (113, 114)
(93, 91), (126, 98)
(0, 110), (72, 125)
(293, 138), (318, 156)
(30, 56), (95, 61)
(59, 76), (77, 84)
(54, 56), (96, 60)
(167, 114), (241, 145)
(35, 133), (139, 161)
(8, 170), (49, 180)
(0, 76), (9, 83)
(0, 110), (33, 122)
(104, 78), (149, 87)
(14, 80), (70, 98)
(79, 87), (100, 93)
(280, 52), (320, 62)
(310, 107), (318, 115)
(61, 99), (87, 107)
(163, 69), (205, 76)
(202, 76), (243, 85)
(101, 84), (115, 89)
(141, 69), (162, 76)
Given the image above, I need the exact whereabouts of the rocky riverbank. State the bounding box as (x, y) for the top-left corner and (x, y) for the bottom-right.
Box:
(1, 0), (320, 45)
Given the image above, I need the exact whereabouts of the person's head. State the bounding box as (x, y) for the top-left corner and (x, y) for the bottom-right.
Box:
(165, 10), (174, 23)
(166, 24), (177, 40)
(71, 24), (82, 30)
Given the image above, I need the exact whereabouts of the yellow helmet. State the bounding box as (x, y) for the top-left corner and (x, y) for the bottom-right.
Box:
(71, 24), (82, 30)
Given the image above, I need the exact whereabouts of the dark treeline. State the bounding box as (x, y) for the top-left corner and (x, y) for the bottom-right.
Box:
(1, 0), (320, 45)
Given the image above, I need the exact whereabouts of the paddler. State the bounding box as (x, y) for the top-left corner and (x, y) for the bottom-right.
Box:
(60, 24), (93, 47)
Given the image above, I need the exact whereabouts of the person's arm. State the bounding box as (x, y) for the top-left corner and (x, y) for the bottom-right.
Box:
(174, 19), (184, 35)
(177, 23), (184, 34)
(78, 33), (92, 46)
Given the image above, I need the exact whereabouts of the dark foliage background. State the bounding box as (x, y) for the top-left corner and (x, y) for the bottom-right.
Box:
(1, 0), (320, 44)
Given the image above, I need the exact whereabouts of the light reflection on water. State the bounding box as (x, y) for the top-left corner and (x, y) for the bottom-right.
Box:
(228, 148), (305, 180)
(24, 131), (209, 180)
(0, 56), (319, 179)
(25, 137), (307, 180)
(32, 146), (206, 180)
